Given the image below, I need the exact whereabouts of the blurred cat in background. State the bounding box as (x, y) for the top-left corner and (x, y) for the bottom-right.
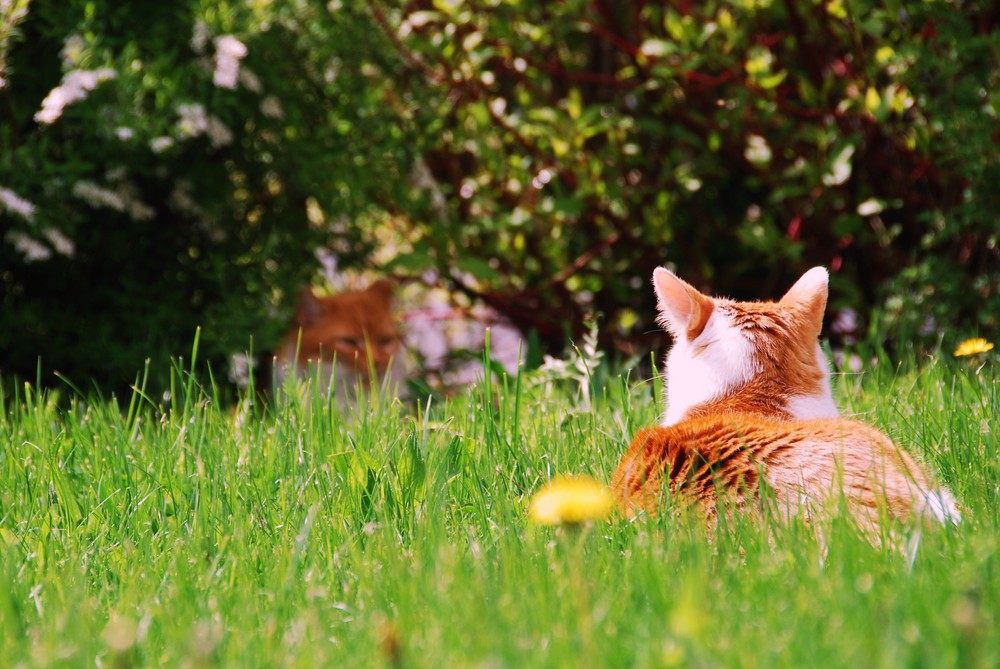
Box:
(272, 279), (408, 403)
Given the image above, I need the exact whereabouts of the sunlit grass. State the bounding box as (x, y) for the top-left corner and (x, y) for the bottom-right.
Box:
(0, 348), (997, 668)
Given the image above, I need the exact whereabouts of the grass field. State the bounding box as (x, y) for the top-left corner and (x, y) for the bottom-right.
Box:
(1, 344), (997, 668)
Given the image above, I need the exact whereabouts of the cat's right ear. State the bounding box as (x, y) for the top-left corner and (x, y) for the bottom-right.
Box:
(295, 287), (323, 325)
(366, 279), (396, 307)
(652, 268), (714, 341)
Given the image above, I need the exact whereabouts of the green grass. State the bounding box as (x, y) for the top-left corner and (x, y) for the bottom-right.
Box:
(1, 349), (997, 668)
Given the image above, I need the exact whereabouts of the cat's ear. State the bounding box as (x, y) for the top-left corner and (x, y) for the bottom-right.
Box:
(652, 268), (714, 341)
(779, 267), (828, 336)
(295, 287), (324, 325)
(366, 279), (396, 307)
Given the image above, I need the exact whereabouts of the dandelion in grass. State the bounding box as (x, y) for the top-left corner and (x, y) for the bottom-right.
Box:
(528, 475), (612, 526)
(954, 338), (994, 357)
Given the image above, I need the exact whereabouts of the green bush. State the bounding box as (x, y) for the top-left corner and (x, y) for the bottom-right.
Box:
(373, 0), (1000, 351)
(0, 1), (416, 392)
(1, 0), (997, 394)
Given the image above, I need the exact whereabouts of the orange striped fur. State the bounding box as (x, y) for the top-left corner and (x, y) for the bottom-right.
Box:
(612, 267), (958, 534)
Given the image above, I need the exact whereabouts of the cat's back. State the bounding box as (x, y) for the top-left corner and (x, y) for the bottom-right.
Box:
(612, 412), (953, 524)
(618, 412), (892, 465)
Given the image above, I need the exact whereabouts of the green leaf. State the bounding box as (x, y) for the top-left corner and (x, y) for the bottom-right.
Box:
(455, 256), (499, 281)
(386, 251), (434, 273)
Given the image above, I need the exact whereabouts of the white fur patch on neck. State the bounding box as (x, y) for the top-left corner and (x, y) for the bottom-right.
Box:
(783, 343), (840, 420)
(661, 307), (755, 426)
(784, 393), (840, 420)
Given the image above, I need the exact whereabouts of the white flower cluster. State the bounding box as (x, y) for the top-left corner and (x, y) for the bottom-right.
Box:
(72, 180), (154, 221)
(1, 185), (76, 261)
(35, 67), (116, 125)
(5, 228), (75, 262)
(260, 95), (284, 119)
(60, 34), (86, 68)
(6, 231), (51, 262)
(227, 352), (255, 389)
(176, 102), (233, 147)
(43, 228), (75, 256)
(150, 136), (175, 153)
(238, 68), (262, 94)
(213, 35), (248, 90)
(529, 320), (604, 407)
(0, 186), (36, 221)
(190, 20), (211, 54)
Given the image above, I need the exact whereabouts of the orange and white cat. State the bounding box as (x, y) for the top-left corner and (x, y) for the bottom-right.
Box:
(272, 280), (407, 402)
(612, 267), (959, 534)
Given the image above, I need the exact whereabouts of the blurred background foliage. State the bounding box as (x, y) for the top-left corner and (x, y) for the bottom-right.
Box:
(0, 0), (998, 394)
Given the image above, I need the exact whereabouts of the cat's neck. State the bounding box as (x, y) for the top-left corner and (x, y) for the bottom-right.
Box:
(660, 327), (840, 426)
(663, 377), (838, 424)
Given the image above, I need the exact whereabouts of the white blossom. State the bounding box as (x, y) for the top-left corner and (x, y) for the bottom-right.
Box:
(213, 35), (248, 90)
(34, 67), (116, 125)
(238, 67), (262, 93)
(191, 20), (212, 54)
(205, 115), (233, 147)
(324, 58), (342, 84)
(150, 136), (175, 153)
(60, 34), (86, 68)
(227, 352), (255, 388)
(114, 126), (134, 141)
(6, 231), (51, 262)
(857, 198), (884, 216)
(177, 103), (209, 138)
(823, 145), (856, 187)
(744, 134), (772, 165)
(72, 180), (154, 221)
(0, 186), (36, 221)
(260, 95), (284, 119)
(72, 180), (126, 211)
(4, 226), (75, 261)
(176, 103), (232, 147)
(43, 228), (75, 257)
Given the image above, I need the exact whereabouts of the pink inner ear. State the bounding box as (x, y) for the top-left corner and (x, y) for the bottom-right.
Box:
(686, 291), (713, 341)
(652, 268), (714, 341)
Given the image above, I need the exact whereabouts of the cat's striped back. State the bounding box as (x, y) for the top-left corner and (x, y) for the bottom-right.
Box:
(612, 414), (959, 530)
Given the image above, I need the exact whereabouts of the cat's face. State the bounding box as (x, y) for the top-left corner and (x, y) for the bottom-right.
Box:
(290, 280), (402, 378)
(653, 267), (838, 425)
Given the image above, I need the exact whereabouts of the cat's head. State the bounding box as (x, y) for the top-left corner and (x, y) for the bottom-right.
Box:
(653, 267), (839, 425)
(291, 279), (402, 377)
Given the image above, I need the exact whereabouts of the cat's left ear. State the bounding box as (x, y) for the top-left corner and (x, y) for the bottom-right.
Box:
(295, 287), (324, 325)
(652, 268), (714, 341)
(779, 267), (828, 336)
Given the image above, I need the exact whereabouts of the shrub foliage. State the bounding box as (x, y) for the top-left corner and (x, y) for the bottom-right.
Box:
(1, 0), (997, 391)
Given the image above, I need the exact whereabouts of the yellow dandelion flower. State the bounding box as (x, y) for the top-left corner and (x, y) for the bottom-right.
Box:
(528, 475), (612, 526)
(954, 338), (994, 357)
